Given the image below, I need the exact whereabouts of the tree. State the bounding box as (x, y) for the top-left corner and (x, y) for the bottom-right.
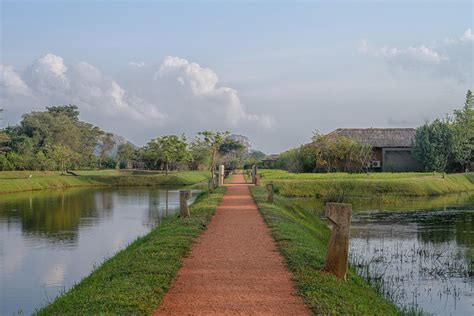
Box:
(412, 119), (454, 172)
(117, 143), (135, 169)
(147, 135), (191, 174)
(452, 90), (474, 171)
(46, 144), (75, 173)
(195, 131), (229, 178)
(219, 138), (245, 169)
(98, 133), (115, 168)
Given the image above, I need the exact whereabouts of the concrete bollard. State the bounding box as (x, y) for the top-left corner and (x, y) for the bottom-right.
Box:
(266, 181), (274, 203)
(324, 202), (352, 281)
(252, 165), (257, 184)
(255, 174), (261, 186)
(180, 190), (191, 218)
(219, 164), (225, 186)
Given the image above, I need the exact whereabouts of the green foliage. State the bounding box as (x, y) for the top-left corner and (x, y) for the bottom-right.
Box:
(412, 90), (474, 172)
(308, 132), (372, 172)
(116, 143), (136, 168)
(218, 138), (246, 168)
(145, 135), (191, 174)
(194, 130), (229, 176)
(275, 134), (372, 173)
(250, 186), (398, 315)
(244, 149), (266, 168)
(36, 188), (225, 315)
(412, 119), (454, 172)
(1, 104), (102, 170)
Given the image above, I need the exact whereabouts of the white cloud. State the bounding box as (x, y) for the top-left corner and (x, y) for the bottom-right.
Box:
(1, 54), (272, 145)
(359, 28), (473, 82)
(461, 28), (473, 42)
(0, 64), (30, 95)
(359, 40), (446, 64)
(129, 61), (145, 68)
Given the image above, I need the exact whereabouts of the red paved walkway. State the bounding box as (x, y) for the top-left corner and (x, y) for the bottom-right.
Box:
(155, 172), (309, 315)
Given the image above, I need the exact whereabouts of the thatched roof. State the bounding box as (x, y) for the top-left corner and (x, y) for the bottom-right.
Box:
(326, 128), (416, 148)
(263, 154), (280, 161)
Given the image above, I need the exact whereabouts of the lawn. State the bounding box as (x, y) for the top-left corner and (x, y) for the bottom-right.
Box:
(36, 187), (225, 315)
(257, 169), (474, 198)
(0, 170), (211, 194)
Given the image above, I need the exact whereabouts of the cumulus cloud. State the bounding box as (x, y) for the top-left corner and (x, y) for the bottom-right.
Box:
(359, 28), (473, 82)
(1, 54), (272, 144)
(0, 64), (30, 95)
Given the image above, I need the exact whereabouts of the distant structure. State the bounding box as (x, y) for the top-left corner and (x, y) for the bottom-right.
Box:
(229, 134), (251, 155)
(326, 128), (422, 172)
(262, 154), (280, 168)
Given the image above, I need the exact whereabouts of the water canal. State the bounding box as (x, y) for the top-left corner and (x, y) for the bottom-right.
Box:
(0, 187), (199, 315)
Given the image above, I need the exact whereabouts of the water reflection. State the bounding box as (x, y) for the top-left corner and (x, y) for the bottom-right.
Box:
(0, 187), (198, 315)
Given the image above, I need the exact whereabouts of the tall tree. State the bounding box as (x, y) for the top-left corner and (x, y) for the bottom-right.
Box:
(452, 90), (474, 171)
(117, 143), (135, 169)
(412, 119), (454, 172)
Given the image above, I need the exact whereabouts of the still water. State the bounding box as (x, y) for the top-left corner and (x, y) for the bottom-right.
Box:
(296, 193), (473, 315)
(0, 187), (199, 315)
(350, 206), (473, 315)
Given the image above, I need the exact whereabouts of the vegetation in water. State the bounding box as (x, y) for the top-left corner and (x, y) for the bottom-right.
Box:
(36, 187), (225, 315)
(350, 209), (474, 315)
(249, 185), (399, 315)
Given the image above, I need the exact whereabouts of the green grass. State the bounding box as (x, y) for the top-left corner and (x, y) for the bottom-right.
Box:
(36, 187), (225, 315)
(250, 186), (399, 315)
(0, 170), (211, 195)
(258, 169), (474, 198)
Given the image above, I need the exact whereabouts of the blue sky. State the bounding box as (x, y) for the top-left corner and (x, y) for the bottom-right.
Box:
(1, 0), (473, 152)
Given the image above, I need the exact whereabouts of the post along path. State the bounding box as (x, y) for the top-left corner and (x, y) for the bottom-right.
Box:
(155, 172), (309, 315)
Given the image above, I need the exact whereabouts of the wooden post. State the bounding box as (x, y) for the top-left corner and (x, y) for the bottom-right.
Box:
(324, 202), (352, 280)
(219, 164), (225, 186)
(180, 190), (191, 218)
(266, 181), (274, 203)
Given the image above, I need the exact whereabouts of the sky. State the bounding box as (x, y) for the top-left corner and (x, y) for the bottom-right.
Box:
(1, 0), (473, 153)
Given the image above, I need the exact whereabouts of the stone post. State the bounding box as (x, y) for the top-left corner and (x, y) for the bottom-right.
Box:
(252, 165), (257, 184)
(180, 190), (191, 218)
(219, 164), (225, 186)
(255, 174), (261, 186)
(324, 202), (352, 280)
(266, 181), (274, 203)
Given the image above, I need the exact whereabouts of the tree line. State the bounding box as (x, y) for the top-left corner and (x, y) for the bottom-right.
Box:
(0, 105), (255, 175)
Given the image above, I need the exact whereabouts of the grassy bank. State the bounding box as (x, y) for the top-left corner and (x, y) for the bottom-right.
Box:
(36, 187), (225, 315)
(258, 169), (474, 198)
(250, 186), (398, 315)
(0, 170), (210, 195)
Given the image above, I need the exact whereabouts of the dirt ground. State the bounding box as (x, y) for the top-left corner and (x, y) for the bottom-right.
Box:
(155, 173), (309, 315)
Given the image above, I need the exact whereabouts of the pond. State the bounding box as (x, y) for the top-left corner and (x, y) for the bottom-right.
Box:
(0, 187), (199, 315)
(350, 206), (473, 315)
(298, 193), (473, 315)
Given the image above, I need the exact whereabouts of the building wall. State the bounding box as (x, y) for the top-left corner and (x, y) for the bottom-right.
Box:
(382, 148), (422, 172)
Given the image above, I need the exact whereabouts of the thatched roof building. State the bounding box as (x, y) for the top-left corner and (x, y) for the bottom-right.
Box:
(326, 128), (416, 148)
(325, 128), (421, 172)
